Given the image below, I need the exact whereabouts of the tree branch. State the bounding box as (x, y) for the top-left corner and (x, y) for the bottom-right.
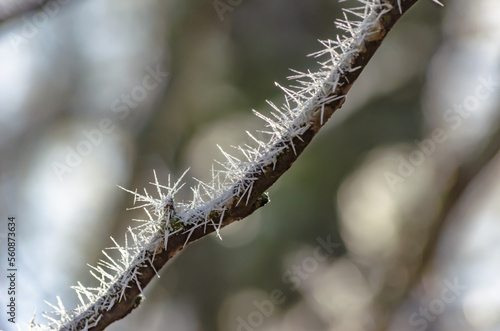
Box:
(0, 0), (51, 25)
(38, 1), (422, 330)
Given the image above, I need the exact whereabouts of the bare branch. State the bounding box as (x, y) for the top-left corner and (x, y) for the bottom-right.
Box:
(0, 0), (50, 24)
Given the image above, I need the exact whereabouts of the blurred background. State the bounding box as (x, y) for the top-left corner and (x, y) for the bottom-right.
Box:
(0, 0), (499, 330)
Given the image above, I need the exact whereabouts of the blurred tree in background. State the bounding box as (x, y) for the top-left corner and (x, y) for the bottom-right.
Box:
(0, 0), (499, 330)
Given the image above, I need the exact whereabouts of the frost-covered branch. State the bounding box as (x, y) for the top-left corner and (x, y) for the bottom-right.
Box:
(37, 0), (423, 330)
